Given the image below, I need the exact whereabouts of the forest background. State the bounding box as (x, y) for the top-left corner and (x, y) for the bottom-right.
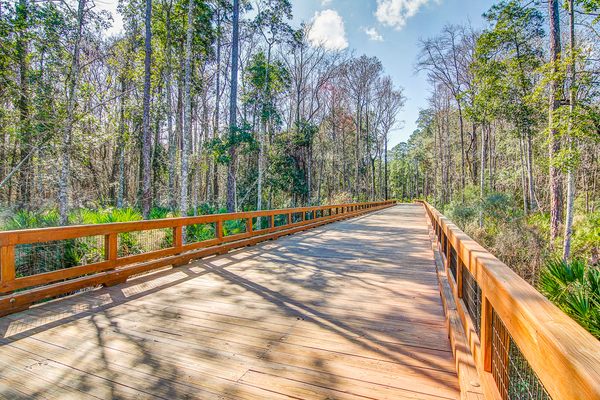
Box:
(0, 0), (598, 336)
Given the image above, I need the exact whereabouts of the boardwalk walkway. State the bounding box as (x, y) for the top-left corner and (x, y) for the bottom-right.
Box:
(0, 204), (459, 400)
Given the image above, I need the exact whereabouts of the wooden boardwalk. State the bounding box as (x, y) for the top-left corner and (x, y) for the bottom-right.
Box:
(0, 204), (459, 400)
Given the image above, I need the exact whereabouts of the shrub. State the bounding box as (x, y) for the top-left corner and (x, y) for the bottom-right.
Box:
(4, 209), (59, 230)
(223, 219), (246, 236)
(572, 211), (600, 266)
(186, 223), (216, 242)
(445, 201), (477, 229)
(148, 206), (175, 220)
(539, 259), (600, 339)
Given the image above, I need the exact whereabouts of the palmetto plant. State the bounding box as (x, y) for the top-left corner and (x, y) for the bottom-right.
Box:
(539, 258), (600, 339)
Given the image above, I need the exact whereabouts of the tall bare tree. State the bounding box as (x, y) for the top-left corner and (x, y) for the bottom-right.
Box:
(180, 0), (195, 217)
(140, 0), (153, 217)
(226, 0), (240, 212)
(58, 0), (87, 225)
(548, 0), (563, 243)
(563, 0), (576, 259)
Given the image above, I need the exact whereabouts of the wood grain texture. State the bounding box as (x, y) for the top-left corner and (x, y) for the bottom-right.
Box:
(0, 204), (460, 400)
(421, 201), (600, 400)
(0, 201), (393, 307)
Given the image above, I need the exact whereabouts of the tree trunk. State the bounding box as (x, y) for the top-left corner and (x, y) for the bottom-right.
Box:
(548, 0), (563, 243)
(226, 0), (240, 212)
(563, 0), (576, 260)
(354, 102), (361, 199)
(140, 0), (153, 217)
(519, 135), (528, 215)
(116, 75), (126, 208)
(257, 44), (272, 213)
(165, 1), (176, 210)
(180, 0), (194, 218)
(525, 129), (537, 210)
(384, 129), (388, 200)
(479, 124), (487, 227)
(457, 103), (465, 201)
(16, 0), (31, 207)
(212, 9), (222, 204)
(58, 0), (86, 225)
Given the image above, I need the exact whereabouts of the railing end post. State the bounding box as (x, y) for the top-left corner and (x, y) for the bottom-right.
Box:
(0, 245), (16, 292)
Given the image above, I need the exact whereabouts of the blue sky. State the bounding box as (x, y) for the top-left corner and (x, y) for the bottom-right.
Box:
(97, 0), (497, 146)
(291, 0), (498, 146)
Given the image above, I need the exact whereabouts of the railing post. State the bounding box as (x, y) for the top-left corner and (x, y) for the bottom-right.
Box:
(270, 215), (275, 229)
(103, 232), (127, 287)
(287, 213), (292, 225)
(457, 259), (464, 298)
(246, 217), (253, 234)
(0, 245), (16, 292)
(173, 226), (183, 250)
(216, 220), (223, 242)
(104, 233), (118, 265)
(481, 296), (493, 372)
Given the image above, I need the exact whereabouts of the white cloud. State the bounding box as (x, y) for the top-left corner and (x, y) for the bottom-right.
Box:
(363, 27), (383, 41)
(308, 9), (349, 51)
(321, 0), (333, 5)
(375, 0), (435, 30)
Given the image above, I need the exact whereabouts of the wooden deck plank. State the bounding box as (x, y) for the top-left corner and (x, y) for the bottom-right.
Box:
(0, 204), (460, 400)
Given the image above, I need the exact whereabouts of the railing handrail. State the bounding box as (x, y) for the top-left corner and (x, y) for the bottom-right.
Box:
(0, 201), (388, 246)
(0, 201), (395, 317)
(420, 201), (600, 400)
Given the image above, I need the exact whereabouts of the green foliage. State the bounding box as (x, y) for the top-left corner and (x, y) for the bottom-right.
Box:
(3, 209), (59, 230)
(576, 0), (600, 22)
(148, 206), (176, 220)
(445, 201), (477, 229)
(471, 0), (544, 132)
(5, 207), (147, 279)
(185, 223), (215, 242)
(191, 202), (220, 216)
(243, 51), (290, 126)
(571, 211), (600, 266)
(223, 219), (246, 236)
(207, 122), (257, 165)
(268, 121), (318, 202)
(182, 203), (221, 242)
(444, 191), (548, 284)
(74, 207), (143, 224)
(540, 259), (600, 338)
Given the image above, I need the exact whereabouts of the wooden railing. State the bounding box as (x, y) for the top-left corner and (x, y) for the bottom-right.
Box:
(0, 201), (395, 317)
(421, 201), (600, 400)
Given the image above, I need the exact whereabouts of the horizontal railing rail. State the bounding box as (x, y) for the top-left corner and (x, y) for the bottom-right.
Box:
(420, 201), (600, 400)
(0, 201), (395, 316)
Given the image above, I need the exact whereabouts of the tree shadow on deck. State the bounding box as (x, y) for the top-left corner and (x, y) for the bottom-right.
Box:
(0, 204), (461, 399)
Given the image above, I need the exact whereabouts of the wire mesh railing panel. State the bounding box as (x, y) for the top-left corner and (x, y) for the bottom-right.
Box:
(305, 211), (315, 220)
(291, 212), (303, 223)
(185, 223), (216, 243)
(223, 219), (247, 237)
(118, 228), (173, 257)
(253, 216), (272, 230)
(462, 266), (482, 335)
(15, 236), (105, 277)
(492, 310), (552, 400)
(274, 214), (288, 227)
(449, 247), (458, 282)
